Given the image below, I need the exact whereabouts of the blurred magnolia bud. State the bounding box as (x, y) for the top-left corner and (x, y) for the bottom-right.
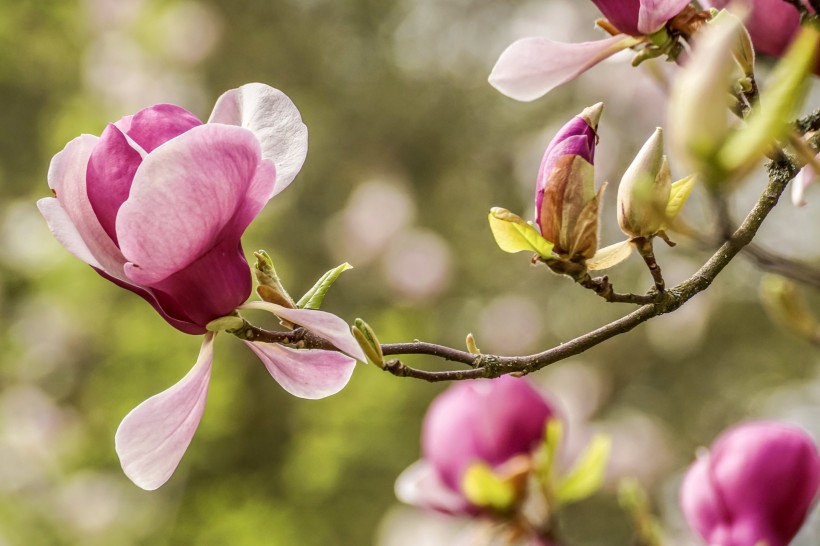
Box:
(760, 274), (820, 342)
(394, 376), (557, 515)
(536, 103), (604, 261)
(680, 421), (820, 546)
(617, 128), (671, 239)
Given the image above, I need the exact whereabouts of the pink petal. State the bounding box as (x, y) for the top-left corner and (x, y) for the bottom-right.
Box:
(86, 124), (143, 244)
(36, 197), (102, 268)
(208, 83), (308, 196)
(637, 0), (691, 35)
(117, 124), (263, 285)
(125, 104), (202, 153)
(489, 35), (640, 102)
(245, 342), (356, 399)
(46, 134), (128, 278)
(394, 460), (473, 515)
(223, 158), (277, 243)
(115, 332), (215, 490)
(240, 301), (367, 361)
(792, 155), (818, 206)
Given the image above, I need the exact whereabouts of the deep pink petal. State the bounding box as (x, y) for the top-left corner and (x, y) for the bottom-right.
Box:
(592, 0), (642, 35)
(240, 301), (367, 361)
(115, 333), (214, 490)
(208, 83), (307, 195)
(245, 342), (356, 399)
(637, 0), (692, 35)
(489, 35), (639, 102)
(680, 454), (731, 541)
(125, 104), (202, 153)
(46, 134), (128, 278)
(37, 197), (102, 268)
(86, 124), (143, 244)
(117, 124), (262, 285)
(394, 460), (474, 515)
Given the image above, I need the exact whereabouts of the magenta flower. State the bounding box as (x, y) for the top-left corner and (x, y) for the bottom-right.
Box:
(489, 0), (691, 101)
(37, 83), (366, 490)
(680, 421), (820, 546)
(395, 376), (557, 515)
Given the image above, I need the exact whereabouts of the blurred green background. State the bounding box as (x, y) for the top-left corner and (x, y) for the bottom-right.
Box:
(1, 0), (819, 544)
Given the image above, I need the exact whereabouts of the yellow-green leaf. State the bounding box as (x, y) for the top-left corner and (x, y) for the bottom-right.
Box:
(488, 207), (554, 259)
(555, 434), (611, 505)
(587, 240), (633, 271)
(297, 262), (354, 309)
(461, 462), (516, 512)
(664, 174), (697, 224)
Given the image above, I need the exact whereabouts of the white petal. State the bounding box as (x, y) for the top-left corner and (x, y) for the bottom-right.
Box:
(245, 342), (356, 399)
(114, 333), (214, 490)
(208, 82), (308, 195)
(395, 460), (471, 514)
(36, 197), (102, 268)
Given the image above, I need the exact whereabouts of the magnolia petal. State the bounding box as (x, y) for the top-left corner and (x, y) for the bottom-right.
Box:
(125, 104), (202, 153)
(224, 158), (277, 243)
(47, 134), (128, 278)
(240, 301), (366, 361)
(36, 197), (102, 268)
(245, 342), (356, 399)
(115, 332), (215, 490)
(587, 240), (633, 271)
(637, 0), (691, 35)
(118, 124), (262, 285)
(395, 460), (473, 515)
(793, 159), (818, 207)
(208, 83), (308, 195)
(488, 207), (554, 258)
(489, 35), (641, 102)
(680, 454), (726, 540)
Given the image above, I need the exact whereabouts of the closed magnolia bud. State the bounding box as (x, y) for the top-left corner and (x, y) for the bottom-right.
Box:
(681, 421), (820, 546)
(617, 128), (671, 238)
(537, 103), (603, 260)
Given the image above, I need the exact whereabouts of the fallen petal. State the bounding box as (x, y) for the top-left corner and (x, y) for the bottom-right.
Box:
(240, 301), (367, 361)
(489, 35), (641, 102)
(245, 342), (356, 399)
(208, 83), (308, 195)
(115, 333), (215, 490)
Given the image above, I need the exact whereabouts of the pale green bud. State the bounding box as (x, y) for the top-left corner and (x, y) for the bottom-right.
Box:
(617, 128), (671, 239)
(352, 318), (384, 367)
(253, 250), (296, 308)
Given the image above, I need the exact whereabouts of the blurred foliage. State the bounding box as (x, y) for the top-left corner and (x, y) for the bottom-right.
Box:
(1, 0), (819, 545)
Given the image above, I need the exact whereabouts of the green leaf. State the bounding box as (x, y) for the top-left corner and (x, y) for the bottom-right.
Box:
(555, 434), (611, 505)
(587, 240), (633, 271)
(488, 207), (554, 259)
(461, 462), (516, 512)
(296, 263), (354, 309)
(719, 24), (820, 175)
(664, 174), (697, 223)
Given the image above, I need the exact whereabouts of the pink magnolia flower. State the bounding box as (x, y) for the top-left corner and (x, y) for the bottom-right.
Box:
(489, 0), (691, 101)
(680, 421), (820, 546)
(395, 376), (557, 515)
(38, 83), (366, 490)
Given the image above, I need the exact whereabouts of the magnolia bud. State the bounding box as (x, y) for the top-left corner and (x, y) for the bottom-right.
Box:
(617, 128), (671, 238)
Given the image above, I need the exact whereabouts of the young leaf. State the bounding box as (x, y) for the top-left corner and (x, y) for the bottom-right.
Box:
(488, 207), (554, 259)
(664, 174), (697, 223)
(296, 263), (354, 310)
(554, 433), (611, 505)
(461, 462), (516, 512)
(587, 240), (633, 271)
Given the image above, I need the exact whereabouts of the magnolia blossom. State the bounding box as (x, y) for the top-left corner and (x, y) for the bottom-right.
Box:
(680, 421), (820, 546)
(38, 83), (366, 490)
(395, 376), (557, 515)
(489, 0), (691, 101)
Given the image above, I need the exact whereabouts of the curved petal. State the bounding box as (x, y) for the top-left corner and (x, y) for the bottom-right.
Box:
(47, 134), (128, 277)
(36, 197), (102, 268)
(208, 83), (308, 195)
(638, 0), (691, 35)
(86, 124), (143, 244)
(224, 158), (277, 243)
(489, 35), (641, 102)
(115, 333), (215, 490)
(125, 104), (202, 153)
(680, 453), (730, 541)
(395, 460), (474, 515)
(240, 301), (367, 361)
(245, 341), (356, 399)
(117, 124), (262, 285)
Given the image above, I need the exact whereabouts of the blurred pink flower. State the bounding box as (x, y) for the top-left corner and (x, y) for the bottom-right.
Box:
(395, 376), (557, 515)
(680, 421), (820, 546)
(489, 0), (690, 101)
(38, 83), (365, 490)
(702, 0), (805, 58)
